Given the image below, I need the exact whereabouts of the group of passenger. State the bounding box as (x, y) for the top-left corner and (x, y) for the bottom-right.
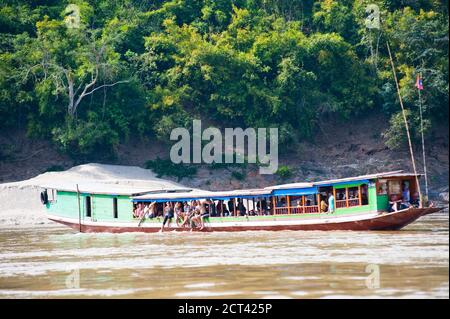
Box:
(133, 200), (210, 231)
(132, 182), (424, 227)
(275, 194), (336, 213)
(227, 198), (270, 216)
(388, 182), (420, 212)
(319, 193), (336, 213)
(133, 198), (272, 231)
(336, 189), (369, 205)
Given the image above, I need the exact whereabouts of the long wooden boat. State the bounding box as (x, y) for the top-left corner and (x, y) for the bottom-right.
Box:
(40, 171), (444, 233)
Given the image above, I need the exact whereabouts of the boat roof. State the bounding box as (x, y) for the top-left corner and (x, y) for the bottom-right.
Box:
(41, 182), (191, 196)
(132, 188), (272, 202)
(264, 182), (314, 190)
(132, 189), (215, 201)
(133, 171), (420, 202)
(263, 170), (418, 189)
(312, 170), (420, 186)
(42, 170), (421, 199)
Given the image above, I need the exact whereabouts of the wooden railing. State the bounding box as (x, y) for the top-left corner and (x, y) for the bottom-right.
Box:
(336, 200), (347, 208)
(273, 193), (364, 215)
(274, 205), (320, 215)
(297, 206), (320, 214)
(336, 198), (360, 208)
(348, 198), (360, 207)
(274, 207), (289, 215)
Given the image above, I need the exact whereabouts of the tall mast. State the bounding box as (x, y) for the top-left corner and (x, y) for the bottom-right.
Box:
(417, 74), (429, 200)
(386, 41), (423, 208)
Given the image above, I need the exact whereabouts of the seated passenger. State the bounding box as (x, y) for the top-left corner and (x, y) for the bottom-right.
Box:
(174, 202), (184, 226)
(400, 196), (411, 210)
(277, 198), (286, 207)
(320, 198), (328, 213)
(138, 202), (157, 226)
(183, 201), (191, 214)
(199, 201), (210, 230)
(180, 201), (193, 228)
(160, 202), (174, 232)
(388, 195), (399, 212)
(189, 205), (203, 230)
(237, 199), (247, 216)
(410, 192), (420, 207)
(147, 202), (156, 219)
(134, 203), (144, 218)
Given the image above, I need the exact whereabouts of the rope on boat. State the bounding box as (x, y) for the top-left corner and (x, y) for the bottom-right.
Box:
(386, 41), (423, 208)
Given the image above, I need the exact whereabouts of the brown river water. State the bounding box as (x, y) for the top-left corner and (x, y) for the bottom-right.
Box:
(0, 210), (448, 299)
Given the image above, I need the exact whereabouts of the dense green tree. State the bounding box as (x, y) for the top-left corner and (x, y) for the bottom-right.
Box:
(0, 0), (447, 158)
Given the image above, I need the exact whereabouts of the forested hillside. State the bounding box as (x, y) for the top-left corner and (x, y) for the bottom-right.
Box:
(0, 0), (448, 161)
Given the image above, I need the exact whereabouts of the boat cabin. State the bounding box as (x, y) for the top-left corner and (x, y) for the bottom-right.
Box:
(41, 171), (422, 223)
(131, 171), (422, 218)
(39, 182), (192, 222)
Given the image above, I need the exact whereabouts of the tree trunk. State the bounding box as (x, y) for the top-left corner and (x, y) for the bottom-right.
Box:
(67, 74), (75, 117)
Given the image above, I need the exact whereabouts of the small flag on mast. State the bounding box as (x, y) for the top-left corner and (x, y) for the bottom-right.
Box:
(415, 74), (423, 90)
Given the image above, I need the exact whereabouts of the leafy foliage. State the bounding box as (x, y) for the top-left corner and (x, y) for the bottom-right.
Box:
(275, 164), (293, 179)
(144, 157), (197, 181)
(231, 170), (245, 180)
(382, 109), (431, 150)
(52, 116), (119, 160)
(0, 0), (448, 158)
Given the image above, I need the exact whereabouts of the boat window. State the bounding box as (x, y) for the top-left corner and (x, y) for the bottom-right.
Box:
(303, 194), (319, 213)
(334, 184), (368, 209)
(274, 196), (288, 214)
(85, 196), (91, 217)
(335, 189), (346, 208)
(113, 198), (118, 219)
(272, 194), (320, 215)
(48, 189), (57, 202)
(290, 195), (302, 207)
(276, 196), (287, 207)
(347, 187), (359, 207)
(361, 184), (369, 205)
(388, 180), (401, 195)
(304, 194), (316, 206)
(377, 179), (388, 195)
(336, 189), (346, 200)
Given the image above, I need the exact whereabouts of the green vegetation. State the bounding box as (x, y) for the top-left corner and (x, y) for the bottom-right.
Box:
(144, 157), (197, 181)
(231, 170), (245, 180)
(275, 165), (293, 180)
(0, 0), (448, 159)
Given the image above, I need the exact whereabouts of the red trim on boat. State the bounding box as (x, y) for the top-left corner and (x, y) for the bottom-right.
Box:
(48, 207), (443, 233)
